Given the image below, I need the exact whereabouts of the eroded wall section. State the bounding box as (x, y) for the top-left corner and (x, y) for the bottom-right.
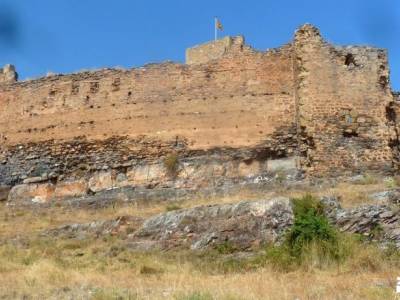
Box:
(0, 42), (294, 149)
(0, 38), (297, 202)
(294, 25), (394, 176)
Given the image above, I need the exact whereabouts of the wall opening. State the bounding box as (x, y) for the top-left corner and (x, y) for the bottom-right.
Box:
(342, 130), (358, 138)
(386, 103), (396, 122)
(379, 76), (388, 89)
(344, 53), (357, 67)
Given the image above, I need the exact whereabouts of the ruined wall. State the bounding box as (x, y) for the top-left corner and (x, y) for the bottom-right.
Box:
(294, 25), (394, 176)
(0, 64), (17, 84)
(186, 36), (245, 65)
(0, 43), (294, 149)
(0, 24), (397, 204)
(0, 37), (297, 203)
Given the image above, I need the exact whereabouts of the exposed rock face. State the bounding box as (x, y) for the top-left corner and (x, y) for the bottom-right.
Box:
(44, 216), (142, 240)
(4, 135), (300, 206)
(41, 195), (400, 250)
(8, 183), (55, 204)
(321, 196), (400, 247)
(131, 197), (294, 250)
(130, 196), (400, 250)
(368, 188), (400, 205)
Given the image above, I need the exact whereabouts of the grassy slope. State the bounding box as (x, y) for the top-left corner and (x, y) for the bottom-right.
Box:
(0, 176), (399, 299)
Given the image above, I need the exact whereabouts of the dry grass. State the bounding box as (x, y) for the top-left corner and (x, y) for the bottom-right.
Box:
(0, 176), (399, 299)
(0, 237), (398, 299)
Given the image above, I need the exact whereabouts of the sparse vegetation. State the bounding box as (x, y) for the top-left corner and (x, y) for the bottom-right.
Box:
(164, 152), (179, 176)
(355, 173), (379, 185)
(215, 240), (237, 254)
(0, 179), (399, 299)
(166, 203), (182, 212)
(175, 291), (213, 300)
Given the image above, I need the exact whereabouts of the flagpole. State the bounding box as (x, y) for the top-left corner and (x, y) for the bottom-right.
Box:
(214, 17), (217, 41)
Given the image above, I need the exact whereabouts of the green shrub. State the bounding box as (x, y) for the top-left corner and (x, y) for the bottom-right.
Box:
(287, 194), (339, 261)
(260, 194), (341, 270)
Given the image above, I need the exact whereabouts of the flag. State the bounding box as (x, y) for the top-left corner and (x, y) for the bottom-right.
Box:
(216, 18), (223, 31)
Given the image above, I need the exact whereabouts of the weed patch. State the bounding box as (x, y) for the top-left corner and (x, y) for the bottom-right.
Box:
(164, 152), (179, 177)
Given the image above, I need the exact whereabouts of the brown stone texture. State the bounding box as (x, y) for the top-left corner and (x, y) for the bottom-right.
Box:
(186, 36), (245, 65)
(0, 64), (18, 84)
(293, 24), (394, 176)
(0, 24), (399, 202)
(0, 39), (294, 149)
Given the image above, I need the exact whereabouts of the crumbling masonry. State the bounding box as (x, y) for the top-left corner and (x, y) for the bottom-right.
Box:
(0, 24), (399, 204)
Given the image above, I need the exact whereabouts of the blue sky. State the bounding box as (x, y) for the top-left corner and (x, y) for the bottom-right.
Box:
(0, 0), (399, 89)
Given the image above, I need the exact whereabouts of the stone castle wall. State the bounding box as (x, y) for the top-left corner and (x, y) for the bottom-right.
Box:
(186, 36), (245, 64)
(0, 24), (397, 204)
(293, 25), (394, 176)
(0, 43), (294, 149)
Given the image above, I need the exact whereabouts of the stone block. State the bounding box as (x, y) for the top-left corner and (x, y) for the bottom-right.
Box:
(8, 183), (55, 203)
(238, 160), (260, 177)
(267, 157), (297, 172)
(127, 163), (165, 186)
(88, 171), (113, 192)
(54, 179), (88, 198)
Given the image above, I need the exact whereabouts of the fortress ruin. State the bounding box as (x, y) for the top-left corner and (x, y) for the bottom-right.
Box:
(0, 24), (399, 204)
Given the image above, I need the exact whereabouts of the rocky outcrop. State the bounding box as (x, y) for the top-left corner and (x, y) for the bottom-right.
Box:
(4, 134), (300, 206)
(367, 188), (400, 205)
(43, 216), (142, 240)
(321, 196), (400, 247)
(37, 195), (400, 250)
(131, 197), (293, 250)
(130, 196), (400, 250)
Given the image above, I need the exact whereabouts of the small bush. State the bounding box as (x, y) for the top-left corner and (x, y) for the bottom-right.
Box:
(287, 194), (339, 262)
(164, 152), (179, 176)
(260, 194), (341, 270)
(215, 241), (237, 254)
(166, 203), (182, 212)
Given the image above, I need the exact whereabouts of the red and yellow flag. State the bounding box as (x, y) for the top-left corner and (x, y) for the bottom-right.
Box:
(216, 18), (223, 31)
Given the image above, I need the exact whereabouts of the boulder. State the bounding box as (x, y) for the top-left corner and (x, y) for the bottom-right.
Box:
(321, 196), (400, 247)
(126, 163), (166, 186)
(131, 197), (293, 250)
(8, 183), (55, 204)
